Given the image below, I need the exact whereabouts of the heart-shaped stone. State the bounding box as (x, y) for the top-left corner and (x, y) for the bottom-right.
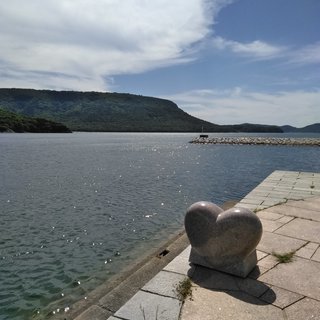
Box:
(185, 201), (263, 277)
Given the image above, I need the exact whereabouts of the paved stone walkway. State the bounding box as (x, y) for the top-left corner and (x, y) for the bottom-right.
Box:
(77, 170), (320, 320)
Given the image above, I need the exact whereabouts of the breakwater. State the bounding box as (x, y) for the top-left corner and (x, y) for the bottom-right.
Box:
(190, 136), (320, 146)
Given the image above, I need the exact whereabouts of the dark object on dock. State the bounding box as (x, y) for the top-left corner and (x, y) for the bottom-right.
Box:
(199, 134), (208, 138)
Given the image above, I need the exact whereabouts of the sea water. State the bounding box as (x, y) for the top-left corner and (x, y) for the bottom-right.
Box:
(1, 132), (320, 320)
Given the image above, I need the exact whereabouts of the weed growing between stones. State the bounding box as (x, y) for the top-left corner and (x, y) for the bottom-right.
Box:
(272, 251), (295, 263)
(176, 277), (192, 301)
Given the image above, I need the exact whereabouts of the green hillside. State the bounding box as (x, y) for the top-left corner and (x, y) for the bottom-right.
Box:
(0, 88), (282, 132)
(281, 123), (320, 133)
(0, 108), (71, 133)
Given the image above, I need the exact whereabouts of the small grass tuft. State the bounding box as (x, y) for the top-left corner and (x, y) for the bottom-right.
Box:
(272, 251), (295, 263)
(176, 277), (192, 301)
(310, 185), (315, 189)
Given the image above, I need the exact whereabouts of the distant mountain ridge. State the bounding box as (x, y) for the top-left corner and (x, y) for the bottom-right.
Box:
(281, 123), (320, 133)
(0, 88), (282, 132)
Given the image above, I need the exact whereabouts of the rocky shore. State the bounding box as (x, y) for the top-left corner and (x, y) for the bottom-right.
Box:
(190, 136), (320, 146)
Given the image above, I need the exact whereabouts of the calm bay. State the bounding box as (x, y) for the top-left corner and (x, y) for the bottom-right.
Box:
(1, 132), (320, 320)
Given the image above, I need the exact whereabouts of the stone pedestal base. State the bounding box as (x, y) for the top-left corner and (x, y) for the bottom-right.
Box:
(189, 248), (257, 278)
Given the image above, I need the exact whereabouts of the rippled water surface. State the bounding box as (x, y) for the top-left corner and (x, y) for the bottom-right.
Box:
(1, 132), (320, 319)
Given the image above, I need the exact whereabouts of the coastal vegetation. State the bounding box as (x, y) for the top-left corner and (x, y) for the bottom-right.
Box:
(0, 108), (71, 133)
(0, 88), (283, 133)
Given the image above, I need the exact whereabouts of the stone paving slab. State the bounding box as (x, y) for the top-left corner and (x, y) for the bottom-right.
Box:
(262, 198), (287, 207)
(180, 289), (285, 320)
(112, 291), (181, 320)
(257, 231), (306, 255)
(163, 246), (191, 275)
(284, 297), (320, 320)
(142, 271), (186, 299)
(259, 218), (284, 232)
(235, 277), (270, 298)
(257, 254), (279, 270)
(260, 286), (303, 309)
(268, 191), (293, 197)
(258, 257), (320, 301)
(286, 198), (320, 211)
(257, 211), (284, 221)
(277, 215), (294, 224)
(295, 242), (319, 259)
(235, 203), (260, 211)
(238, 198), (264, 205)
(245, 191), (270, 198)
(287, 192), (314, 200)
(256, 250), (268, 260)
(190, 265), (239, 291)
(263, 203), (320, 222)
(275, 218), (320, 243)
(312, 247), (320, 262)
(248, 265), (269, 278)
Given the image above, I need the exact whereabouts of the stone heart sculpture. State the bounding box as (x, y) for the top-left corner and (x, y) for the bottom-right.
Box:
(185, 201), (263, 277)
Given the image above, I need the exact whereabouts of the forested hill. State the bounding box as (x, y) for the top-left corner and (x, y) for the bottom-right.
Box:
(281, 123), (320, 133)
(0, 88), (282, 132)
(0, 108), (71, 133)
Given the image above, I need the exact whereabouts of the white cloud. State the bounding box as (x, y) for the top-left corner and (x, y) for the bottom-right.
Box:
(165, 88), (320, 127)
(0, 0), (231, 90)
(289, 42), (320, 65)
(211, 36), (287, 59)
(211, 36), (320, 66)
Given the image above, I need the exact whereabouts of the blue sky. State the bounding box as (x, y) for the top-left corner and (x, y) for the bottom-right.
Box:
(0, 0), (319, 126)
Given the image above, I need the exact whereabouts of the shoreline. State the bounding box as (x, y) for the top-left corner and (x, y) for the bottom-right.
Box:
(53, 228), (190, 320)
(53, 201), (239, 319)
(190, 136), (320, 146)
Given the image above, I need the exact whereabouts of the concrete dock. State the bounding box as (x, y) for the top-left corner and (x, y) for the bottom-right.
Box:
(74, 170), (320, 320)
